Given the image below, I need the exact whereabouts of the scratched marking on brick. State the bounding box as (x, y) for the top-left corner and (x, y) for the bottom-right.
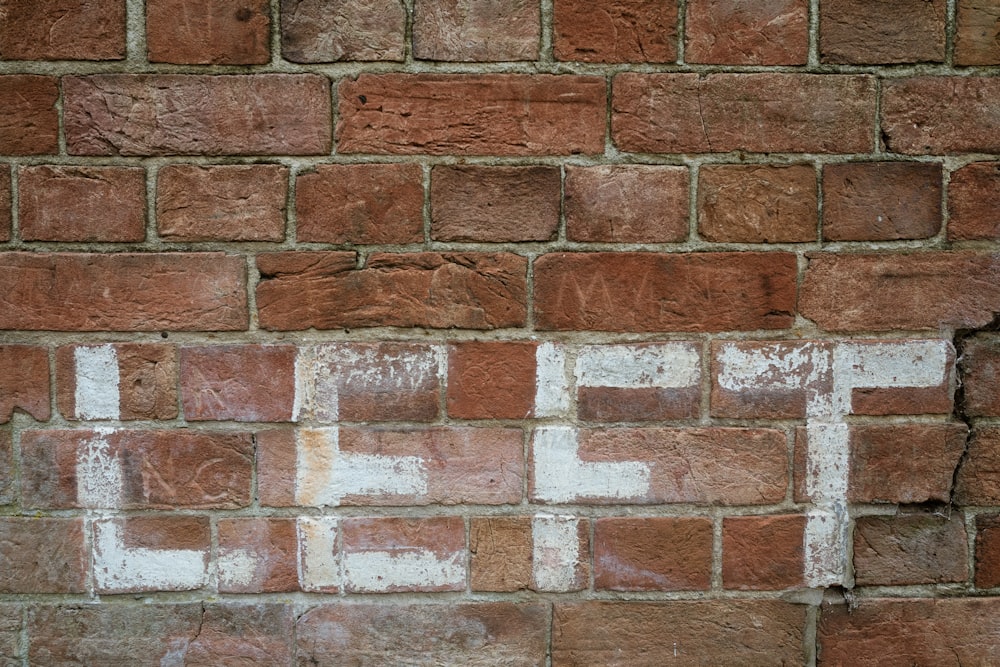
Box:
(76, 427), (124, 508)
(91, 518), (207, 593)
(532, 513), (583, 592)
(74, 345), (120, 420)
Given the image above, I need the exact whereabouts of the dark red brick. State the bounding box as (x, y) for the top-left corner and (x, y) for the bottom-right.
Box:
(686, 0), (808, 65)
(949, 162), (1000, 241)
(0, 0), (125, 60)
(147, 0), (270, 64)
(723, 515), (805, 590)
(820, 0), (945, 64)
(854, 514), (968, 586)
(0, 76), (59, 155)
(553, 0), (677, 63)
(883, 77), (1000, 155)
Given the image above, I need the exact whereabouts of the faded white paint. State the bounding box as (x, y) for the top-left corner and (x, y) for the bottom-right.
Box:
(575, 343), (700, 388)
(534, 342), (570, 417)
(91, 519), (207, 592)
(217, 548), (257, 588)
(74, 345), (120, 420)
(76, 427), (123, 509)
(832, 340), (949, 416)
(342, 549), (465, 593)
(297, 516), (340, 592)
(532, 514), (580, 592)
(532, 426), (650, 503)
(291, 346), (312, 422)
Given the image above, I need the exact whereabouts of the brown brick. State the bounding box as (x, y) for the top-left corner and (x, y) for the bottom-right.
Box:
(64, 74), (331, 156)
(0, 345), (50, 423)
(147, 0), (269, 64)
(93, 515), (210, 593)
(0, 604), (20, 664)
(21, 429), (253, 510)
(0, 429), (13, 505)
(157, 164), (288, 242)
(723, 515), (805, 591)
(883, 77), (1000, 155)
(180, 345), (296, 422)
(698, 164), (817, 243)
(0, 76), (59, 155)
(956, 0), (1000, 65)
(613, 73), (875, 154)
(685, 0), (808, 65)
(950, 162), (1000, 240)
(0, 166), (9, 241)
(956, 427), (1000, 505)
(976, 514), (1000, 588)
(534, 252), (796, 332)
(337, 74), (606, 156)
(218, 518), (298, 593)
(280, 0), (405, 62)
(565, 165), (688, 243)
(800, 251), (1000, 332)
(184, 604), (295, 665)
(0, 0), (125, 60)
(19, 166), (146, 242)
(820, 0), (945, 63)
(963, 335), (1000, 417)
(553, 601), (807, 665)
(0, 518), (86, 593)
(822, 162), (942, 242)
(297, 603), (548, 665)
(431, 165), (560, 242)
(448, 341), (537, 419)
(594, 517), (712, 591)
(553, 0), (677, 63)
(257, 251), (527, 330)
(470, 517), (533, 591)
(413, 0), (539, 61)
(296, 164), (423, 244)
(854, 514), (968, 586)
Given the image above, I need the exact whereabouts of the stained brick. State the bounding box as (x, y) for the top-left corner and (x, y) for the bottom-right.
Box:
(963, 335), (1000, 417)
(949, 162), (1000, 241)
(854, 514), (968, 586)
(413, 0), (540, 61)
(594, 517), (712, 591)
(180, 345), (297, 422)
(553, 0), (677, 63)
(723, 515), (805, 590)
(975, 514), (1000, 588)
(0, 345), (50, 423)
(955, 427), (1000, 505)
(147, 0), (270, 64)
(882, 77), (1000, 155)
(281, 0), (406, 62)
(0, 166), (8, 241)
(956, 0), (1000, 65)
(820, 0), (945, 64)
(217, 518), (299, 593)
(0, 518), (86, 593)
(0, 0), (125, 61)
(685, 0), (808, 65)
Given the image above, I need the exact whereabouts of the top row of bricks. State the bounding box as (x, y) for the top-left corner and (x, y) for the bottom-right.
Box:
(1, 0), (998, 67)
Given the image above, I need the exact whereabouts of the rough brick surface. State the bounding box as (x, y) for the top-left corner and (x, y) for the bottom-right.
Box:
(218, 518), (299, 593)
(853, 514), (968, 586)
(413, 0), (540, 61)
(0, 76), (59, 155)
(723, 515), (805, 590)
(0, 0), (125, 60)
(448, 342), (537, 419)
(956, 427), (1000, 505)
(962, 335), (1000, 417)
(949, 162), (1000, 241)
(0, 518), (86, 593)
(956, 0), (1000, 65)
(0, 346), (50, 423)
(0, 429), (14, 505)
(685, 0), (808, 65)
(882, 77), (1000, 155)
(180, 345), (297, 422)
(975, 514), (1000, 588)
(0, 167), (9, 242)
(147, 0), (270, 64)
(553, 0), (677, 63)
(594, 517), (712, 591)
(820, 0), (945, 63)
(281, 0), (406, 62)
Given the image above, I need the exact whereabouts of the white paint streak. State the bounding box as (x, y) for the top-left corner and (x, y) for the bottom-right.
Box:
(534, 342), (570, 417)
(532, 426), (650, 503)
(92, 520), (206, 592)
(217, 548), (257, 587)
(342, 549), (465, 592)
(575, 343), (699, 388)
(532, 514), (580, 592)
(74, 345), (120, 420)
(76, 428), (123, 509)
(297, 517), (340, 592)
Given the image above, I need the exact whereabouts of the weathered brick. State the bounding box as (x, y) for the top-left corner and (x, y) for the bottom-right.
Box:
(976, 514), (1000, 588)
(800, 252), (1000, 332)
(613, 73), (875, 154)
(553, 0), (677, 63)
(534, 252), (796, 332)
(553, 601), (807, 665)
(0, 0), (125, 60)
(337, 74), (606, 156)
(883, 77), (1000, 155)
(257, 251), (527, 330)
(963, 335), (1000, 417)
(471, 516), (589, 592)
(0, 518), (86, 593)
(0, 76), (59, 155)
(297, 603), (548, 665)
(594, 517), (712, 591)
(565, 165), (688, 243)
(0, 345), (50, 423)
(413, 0), (539, 61)
(956, 427), (1000, 505)
(64, 74), (331, 156)
(949, 162), (1000, 241)
(147, 0), (269, 64)
(18, 166), (146, 242)
(431, 165), (560, 242)
(822, 162), (942, 242)
(723, 515), (805, 591)
(0, 604), (20, 665)
(183, 604), (295, 666)
(21, 429), (253, 510)
(156, 164), (288, 242)
(685, 0), (808, 65)
(93, 515), (210, 593)
(280, 0), (405, 62)
(448, 341), (537, 419)
(296, 164), (423, 244)
(820, 0), (945, 63)
(956, 0), (1000, 65)
(854, 514), (968, 586)
(0, 429), (13, 505)
(217, 518), (298, 593)
(180, 345), (296, 422)
(698, 164), (817, 243)
(0, 166), (9, 241)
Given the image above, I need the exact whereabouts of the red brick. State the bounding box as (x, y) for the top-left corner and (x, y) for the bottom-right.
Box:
(950, 162), (1000, 240)
(92, 515), (210, 593)
(723, 515), (805, 591)
(254, 430), (296, 506)
(297, 603), (548, 665)
(64, 74), (331, 156)
(180, 345), (296, 422)
(0, 252), (247, 331)
(800, 252), (1000, 332)
(431, 166), (560, 242)
(685, 0), (808, 65)
(0, 166), (9, 241)
(280, 0), (405, 62)
(257, 251), (527, 330)
(698, 164), (817, 243)
(854, 514), (968, 586)
(553, 601), (807, 665)
(553, 0), (677, 63)
(296, 164), (423, 244)
(0, 605), (20, 664)
(956, 427), (1000, 505)
(820, 0), (945, 64)
(470, 517), (534, 591)
(822, 162), (942, 242)
(337, 74), (605, 156)
(184, 604), (295, 665)
(883, 77), (1000, 155)
(594, 517), (712, 591)
(218, 518), (298, 593)
(413, 0), (539, 61)
(613, 73), (875, 154)
(448, 341), (537, 419)
(0, 429), (13, 505)
(0, 345), (50, 423)
(534, 252), (796, 332)
(956, 0), (1000, 65)
(21, 429), (253, 510)
(147, 0), (270, 64)
(565, 165), (688, 243)
(0, 76), (59, 155)
(157, 164), (288, 242)
(0, 0), (125, 60)
(56, 343), (177, 421)
(976, 514), (1000, 588)
(18, 166), (146, 242)
(0, 518), (86, 593)
(963, 335), (1000, 417)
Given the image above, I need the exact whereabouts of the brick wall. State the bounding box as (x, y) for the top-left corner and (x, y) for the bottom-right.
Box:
(1, 0), (999, 663)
